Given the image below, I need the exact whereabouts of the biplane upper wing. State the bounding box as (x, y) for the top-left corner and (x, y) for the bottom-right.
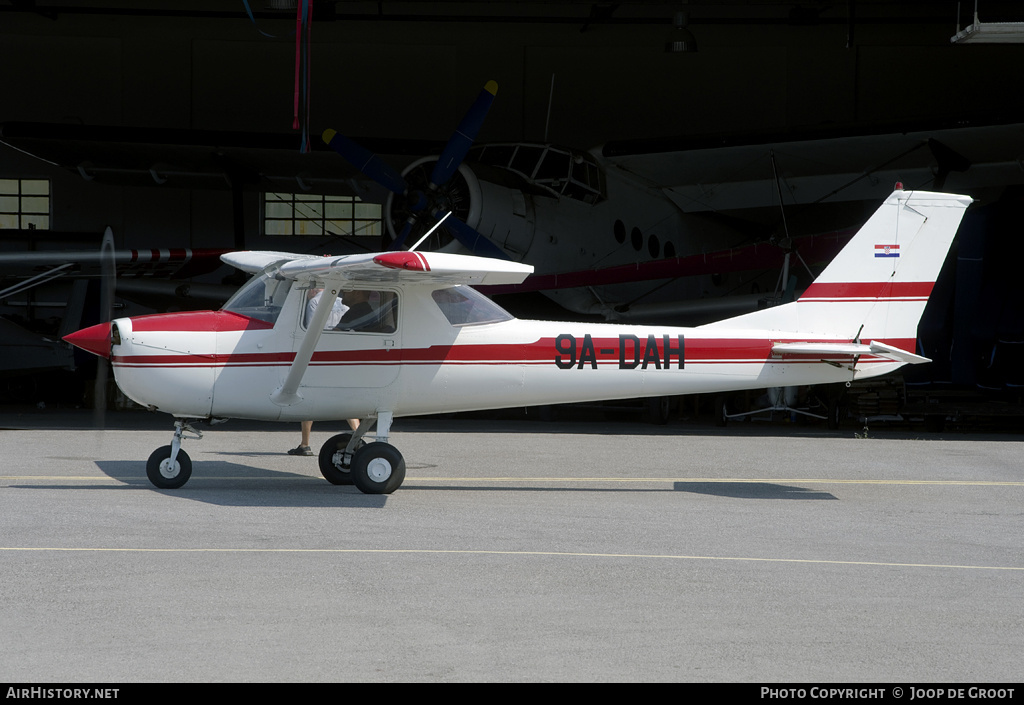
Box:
(602, 120), (1024, 213)
(0, 121), (442, 197)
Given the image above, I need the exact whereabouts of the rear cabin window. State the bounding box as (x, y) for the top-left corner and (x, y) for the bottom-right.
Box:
(431, 286), (513, 327)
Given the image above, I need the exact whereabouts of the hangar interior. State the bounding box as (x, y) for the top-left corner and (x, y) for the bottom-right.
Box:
(2, 0), (1024, 421)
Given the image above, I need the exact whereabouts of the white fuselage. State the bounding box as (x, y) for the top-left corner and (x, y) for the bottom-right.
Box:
(108, 279), (898, 422)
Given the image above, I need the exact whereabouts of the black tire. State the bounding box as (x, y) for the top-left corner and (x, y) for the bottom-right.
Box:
(826, 384), (847, 430)
(146, 445), (192, 489)
(317, 432), (365, 485)
(350, 443), (406, 495)
(713, 395), (728, 427)
(827, 399), (843, 429)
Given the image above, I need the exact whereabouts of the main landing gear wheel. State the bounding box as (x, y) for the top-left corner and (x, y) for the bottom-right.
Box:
(146, 445), (192, 489)
(350, 442), (406, 495)
(318, 432), (366, 485)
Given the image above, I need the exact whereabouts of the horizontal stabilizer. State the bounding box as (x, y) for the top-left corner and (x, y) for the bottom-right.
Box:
(772, 340), (931, 364)
(868, 340), (931, 365)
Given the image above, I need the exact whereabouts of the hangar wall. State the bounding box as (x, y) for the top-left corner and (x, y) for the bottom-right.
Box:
(2, 7), (1021, 251)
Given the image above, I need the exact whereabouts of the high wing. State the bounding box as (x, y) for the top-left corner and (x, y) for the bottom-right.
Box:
(219, 251), (316, 274)
(237, 249), (532, 406)
(223, 250), (534, 286)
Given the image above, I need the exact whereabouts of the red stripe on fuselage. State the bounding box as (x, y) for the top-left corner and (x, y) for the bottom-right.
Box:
(128, 310), (274, 332)
(110, 336), (913, 369)
(800, 281), (933, 301)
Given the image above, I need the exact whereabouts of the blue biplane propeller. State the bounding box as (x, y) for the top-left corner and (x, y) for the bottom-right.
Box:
(322, 81), (507, 260)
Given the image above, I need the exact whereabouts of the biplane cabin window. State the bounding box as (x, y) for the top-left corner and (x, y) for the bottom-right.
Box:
(431, 286), (514, 327)
(301, 287), (398, 334)
(222, 267), (294, 325)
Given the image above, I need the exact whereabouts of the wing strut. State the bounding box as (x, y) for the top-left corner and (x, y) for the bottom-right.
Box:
(270, 286), (339, 406)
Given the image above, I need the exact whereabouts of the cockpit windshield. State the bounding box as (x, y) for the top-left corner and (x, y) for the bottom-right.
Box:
(222, 266), (294, 325)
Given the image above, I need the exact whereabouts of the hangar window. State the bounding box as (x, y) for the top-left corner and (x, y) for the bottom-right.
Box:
(263, 193), (382, 238)
(0, 179), (49, 230)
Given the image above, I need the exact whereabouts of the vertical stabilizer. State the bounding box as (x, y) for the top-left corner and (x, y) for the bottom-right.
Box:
(703, 188), (971, 350)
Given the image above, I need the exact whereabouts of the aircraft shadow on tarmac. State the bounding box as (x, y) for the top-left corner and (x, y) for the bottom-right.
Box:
(672, 482), (837, 500)
(82, 460), (392, 508)
(14, 462), (837, 507)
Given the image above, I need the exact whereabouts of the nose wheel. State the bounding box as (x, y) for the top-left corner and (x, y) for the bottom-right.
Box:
(146, 445), (193, 489)
(146, 419), (202, 489)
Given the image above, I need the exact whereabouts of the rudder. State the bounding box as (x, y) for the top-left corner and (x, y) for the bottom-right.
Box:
(703, 188), (971, 352)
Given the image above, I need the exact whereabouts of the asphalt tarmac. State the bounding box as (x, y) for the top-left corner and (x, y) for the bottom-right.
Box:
(1, 408), (1022, 683)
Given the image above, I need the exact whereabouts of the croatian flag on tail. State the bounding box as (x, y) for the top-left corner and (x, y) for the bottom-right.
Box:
(874, 244), (900, 258)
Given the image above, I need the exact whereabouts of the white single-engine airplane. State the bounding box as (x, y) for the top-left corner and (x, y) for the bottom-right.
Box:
(64, 187), (970, 494)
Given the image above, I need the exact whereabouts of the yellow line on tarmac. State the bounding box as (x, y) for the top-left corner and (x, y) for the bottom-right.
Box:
(0, 546), (1021, 571)
(1, 475), (1023, 487)
(409, 477), (1024, 486)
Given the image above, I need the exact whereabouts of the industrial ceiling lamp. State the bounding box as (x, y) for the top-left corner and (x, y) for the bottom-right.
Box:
(665, 4), (698, 53)
(951, 1), (1024, 43)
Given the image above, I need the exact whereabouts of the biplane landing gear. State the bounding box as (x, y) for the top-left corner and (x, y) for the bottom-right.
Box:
(146, 419), (201, 489)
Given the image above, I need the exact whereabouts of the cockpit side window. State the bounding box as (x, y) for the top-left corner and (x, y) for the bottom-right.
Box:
(304, 287), (398, 334)
(223, 268), (294, 325)
(432, 286), (514, 327)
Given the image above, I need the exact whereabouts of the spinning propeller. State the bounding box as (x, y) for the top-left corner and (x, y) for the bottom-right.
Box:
(94, 227), (116, 428)
(323, 81), (508, 260)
